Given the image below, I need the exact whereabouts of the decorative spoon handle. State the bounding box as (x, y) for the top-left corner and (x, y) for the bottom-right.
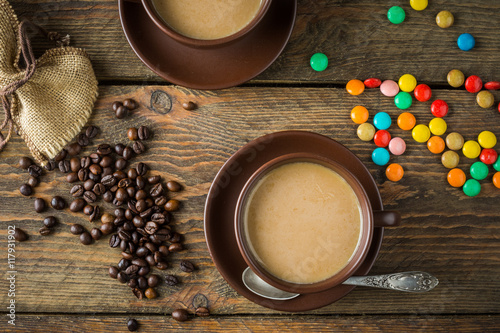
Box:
(344, 271), (439, 292)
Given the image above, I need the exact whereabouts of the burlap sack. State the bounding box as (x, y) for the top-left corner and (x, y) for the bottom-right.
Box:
(0, 0), (98, 166)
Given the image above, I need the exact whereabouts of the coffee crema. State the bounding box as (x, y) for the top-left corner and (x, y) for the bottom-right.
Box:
(151, 0), (263, 40)
(243, 162), (362, 284)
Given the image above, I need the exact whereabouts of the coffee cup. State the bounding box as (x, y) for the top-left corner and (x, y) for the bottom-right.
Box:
(234, 153), (400, 294)
(141, 0), (272, 47)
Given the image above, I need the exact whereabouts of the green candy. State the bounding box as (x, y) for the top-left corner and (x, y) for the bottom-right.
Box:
(493, 158), (500, 172)
(310, 53), (328, 72)
(463, 179), (481, 197)
(388, 6), (406, 25)
(470, 161), (489, 180)
(394, 91), (413, 110)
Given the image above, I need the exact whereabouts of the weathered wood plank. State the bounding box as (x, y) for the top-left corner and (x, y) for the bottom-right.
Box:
(8, 0), (500, 84)
(0, 86), (499, 315)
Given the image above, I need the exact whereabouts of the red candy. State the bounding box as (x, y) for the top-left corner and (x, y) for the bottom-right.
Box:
(414, 84), (432, 102)
(465, 75), (483, 93)
(374, 130), (391, 147)
(364, 78), (382, 88)
(479, 148), (498, 165)
(431, 99), (449, 117)
(484, 81), (500, 90)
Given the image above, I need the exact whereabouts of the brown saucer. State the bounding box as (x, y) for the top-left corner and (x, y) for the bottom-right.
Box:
(204, 131), (385, 312)
(118, 0), (297, 89)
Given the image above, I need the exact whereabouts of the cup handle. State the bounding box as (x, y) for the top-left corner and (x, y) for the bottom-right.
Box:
(373, 211), (401, 227)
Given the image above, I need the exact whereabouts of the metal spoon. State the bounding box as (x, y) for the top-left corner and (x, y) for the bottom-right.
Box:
(242, 267), (439, 301)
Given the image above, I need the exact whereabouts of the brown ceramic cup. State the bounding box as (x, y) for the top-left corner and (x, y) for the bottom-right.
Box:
(141, 0), (273, 48)
(234, 153), (400, 294)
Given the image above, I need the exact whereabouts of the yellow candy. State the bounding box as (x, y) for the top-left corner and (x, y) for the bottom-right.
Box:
(357, 123), (375, 141)
(462, 140), (481, 159)
(412, 124), (431, 143)
(476, 91), (495, 108)
(477, 130), (497, 148)
(447, 69), (464, 88)
(429, 117), (447, 136)
(446, 132), (464, 150)
(410, 0), (428, 11)
(436, 10), (454, 29)
(442, 151), (460, 169)
(398, 74), (417, 92)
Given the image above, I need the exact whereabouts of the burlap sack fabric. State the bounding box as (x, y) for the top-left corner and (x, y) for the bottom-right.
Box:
(0, 0), (98, 166)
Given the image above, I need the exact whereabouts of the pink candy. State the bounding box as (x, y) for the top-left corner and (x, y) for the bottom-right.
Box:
(388, 137), (406, 155)
(380, 80), (400, 97)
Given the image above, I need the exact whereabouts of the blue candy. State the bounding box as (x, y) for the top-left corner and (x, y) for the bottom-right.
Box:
(372, 147), (390, 166)
(373, 112), (392, 130)
(457, 33), (475, 51)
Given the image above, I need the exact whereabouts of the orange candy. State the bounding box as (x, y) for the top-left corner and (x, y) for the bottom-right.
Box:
(386, 163), (404, 181)
(427, 136), (445, 154)
(493, 172), (500, 189)
(397, 112), (416, 130)
(350, 106), (369, 124)
(447, 168), (466, 187)
(346, 79), (365, 95)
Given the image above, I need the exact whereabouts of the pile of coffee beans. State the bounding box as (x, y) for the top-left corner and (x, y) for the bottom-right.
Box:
(113, 98), (138, 119)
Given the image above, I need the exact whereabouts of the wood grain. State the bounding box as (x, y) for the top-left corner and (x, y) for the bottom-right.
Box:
(0, 86), (499, 315)
(8, 0), (500, 84)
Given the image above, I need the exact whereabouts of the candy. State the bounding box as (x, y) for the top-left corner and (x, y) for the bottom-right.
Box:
(494, 157), (500, 172)
(398, 74), (417, 92)
(397, 112), (416, 130)
(372, 147), (390, 166)
(462, 140), (481, 159)
(346, 79), (365, 95)
(374, 130), (391, 147)
(447, 168), (466, 188)
(463, 179), (481, 197)
(430, 100), (449, 117)
(380, 80), (399, 97)
(457, 33), (475, 51)
(493, 172), (500, 188)
(357, 123), (376, 141)
(442, 151), (460, 169)
(388, 6), (405, 24)
(470, 161), (489, 180)
(480, 149), (497, 165)
(386, 163), (404, 182)
(394, 91), (412, 109)
(427, 136), (445, 154)
(410, 0), (428, 11)
(351, 106), (369, 124)
(310, 53), (328, 72)
(373, 112), (392, 130)
(436, 10), (454, 29)
(446, 132), (464, 150)
(412, 124), (430, 143)
(429, 117), (447, 136)
(447, 69), (465, 88)
(484, 81), (500, 90)
(364, 78), (382, 88)
(465, 75), (483, 93)
(476, 91), (495, 108)
(477, 131), (497, 149)
(388, 137), (406, 155)
(414, 84), (432, 102)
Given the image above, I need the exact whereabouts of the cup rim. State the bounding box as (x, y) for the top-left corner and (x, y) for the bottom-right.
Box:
(234, 152), (374, 294)
(141, 0), (273, 47)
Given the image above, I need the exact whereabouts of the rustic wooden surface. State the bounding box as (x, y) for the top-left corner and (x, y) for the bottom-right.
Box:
(1, 0), (500, 332)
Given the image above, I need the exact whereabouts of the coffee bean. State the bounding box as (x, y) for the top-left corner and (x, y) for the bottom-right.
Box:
(13, 228), (28, 241)
(70, 198), (85, 212)
(90, 228), (102, 240)
(43, 216), (57, 228)
(101, 175), (117, 187)
(125, 264), (139, 277)
(182, 101), (196, 110)
(66, 172), (78, 183)
(19, 156), (33, 169)
(115, 188), (128, 201)
(109, 266), (119, 279)
(51, 196), (66, 210)
(103, 190), (113, 203)
(114, 143), (125, 156)
(66, 142), (82, 156)
(89, 153), (101, 164)
(34, 198), (46, 213)
(97, 144), (112, 155)
(97, 155), (112, 168)
(80, 156), (91, 169)
(123, 98), (138, 110)
(101, 213), (115, 224)
(172, 309), (189, 322)
(89, 164), (102, 175)
(122, 146), (133, 160)
(88, 172), (100, 182)
(132, 288), (144, 300)
(39, 226), (51, 236)
(27, 176), (39, 187)
(77, 133), (89, 147)
(54, 149), (67, 162)
(109, 234), (121, 248)
(85, 125), (99, 139)
(130, 258), (147, 267)
(93, 183), (106, 196)
(83, 205), (94, 215)
(83, 190), (97, 203)
(167, 181), (182, 192)
(144, 287), (157, 299)
(58, 160), (70, 173)
(137, 126), (150, 140)
(135, 246), (148, 257)
(70, 184), (84, 197)
(117, 177), (132, 188)
(158, 245), (169, 257)
(132, 141), (145, 154)
(180, 260), (194, 272)
(170, 232), (181, 243)
(112, 101), (123, 112)
(195, 307), (210, 317)
(149, 183), (163, 197)
(82, 179), (94, 191)
(100, 222), (114, 235)
(151, 228), (172, 243)
(44, 160), (56, 171)
(148, 175), (161, 184)
(115, 105), (128, 119)
(164, 199), (180, 212)
(127, 127), (138, 141)
(144, 255), (155, 266)
(89, 206), (101, 222)
(117, 272), (129, 283)
(70, 223), (84, 235)
(169, 242), (183, 252)
(28, 164), (43, 177)
(136, 162), (148, 176)
(77, 168), (89, 182)
(80, 232), (93, 245)
(143, 221), (158, 235)
(115, 158), (127, 170)
(164, 274), (178, 286)
(121, 251), (134, 260)
(70, 157), (81, 172)
(127, 318), (139, 332)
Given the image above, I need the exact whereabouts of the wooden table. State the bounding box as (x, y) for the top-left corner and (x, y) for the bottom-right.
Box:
(1, 0), (499, 331)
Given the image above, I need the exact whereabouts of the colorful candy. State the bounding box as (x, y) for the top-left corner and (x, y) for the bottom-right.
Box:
(462, 140), (481, 159)
(446, 132), (464, 150)
(398, 74), (417, 92)
(429, 117), (447, 136)
(386, 163), (404, 182)
(480, 149), (497, 165)
(430, 100), (449, 117)
(357, 123), (376, 141)
(484, 81), (500, 90)
(470, 161), (489, 180)
(374, 130), (391, 147)
(388, 137), (406, 155)
(463, 179), (481, 197)
(447, 168), (466, 188)
(372, 147), (390, 166)
(373, 112), (392, 130)
(346, 79), (365, 95)
(414, 84), (432, 102)
(477, 131), (497, 148)
(427, 136), (445, 154)
(351, 106), (369, 124)
(442, 151), (460, 169)
(387, 6), (406, 24)
(465, 75), (483, 93)
(457, 33), (475, 51)
(476, 91), (495, 109)
(410, 0), (428, 11)
(394, 91), (412, 110)
(397, 112), (416, 130)
(364, 78), (382, 88)
(493, 172), (500, 188)
(380, 80), (400, 97)
(494, 157), (500, 172)
(310, 53), (328, 72)
(436, 10), (454, 29)
(447, 69), (464, 88)
(412, 124), (431, 143)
